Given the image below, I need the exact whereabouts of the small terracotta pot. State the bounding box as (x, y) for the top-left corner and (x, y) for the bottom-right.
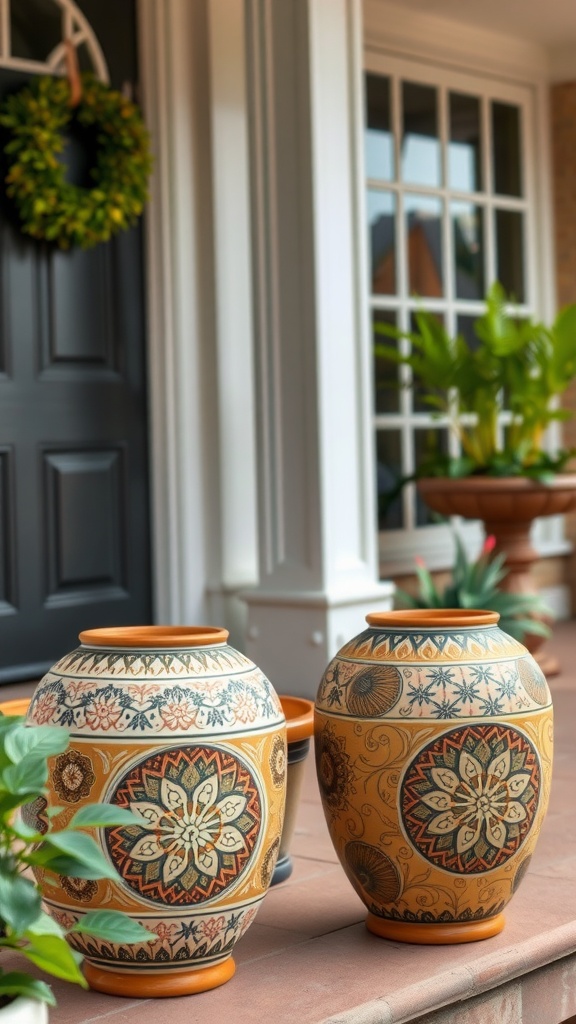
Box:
(271, 696), (314, 884)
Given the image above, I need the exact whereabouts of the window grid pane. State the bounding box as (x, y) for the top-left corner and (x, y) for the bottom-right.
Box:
(364, 68), (532, 542)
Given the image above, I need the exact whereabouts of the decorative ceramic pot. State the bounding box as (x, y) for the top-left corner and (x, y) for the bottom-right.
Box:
(271, 696), (314, 885)
(26, 626), (286, 997)
(315, 610), (553, 944)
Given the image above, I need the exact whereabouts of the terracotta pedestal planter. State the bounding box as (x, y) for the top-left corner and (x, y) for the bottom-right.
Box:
(417, 475), (576, 673)
(271, 696), (314, 884)
(315, 610), (553, 944)
(26, 626), (286, 997)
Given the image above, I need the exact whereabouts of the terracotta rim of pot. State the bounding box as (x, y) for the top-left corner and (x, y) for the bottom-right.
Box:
(279, 696), (314, 743)
(0, 696), (31, 716)
(366, 609), (499, 628)
(78, 625), (229, 648)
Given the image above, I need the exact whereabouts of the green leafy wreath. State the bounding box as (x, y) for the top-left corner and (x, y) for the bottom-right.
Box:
(0, 73), (152, 250)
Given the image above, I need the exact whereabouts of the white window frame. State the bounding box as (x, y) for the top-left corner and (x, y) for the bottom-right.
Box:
(363, 31), (568, 579)
(0, 0), (108, 81)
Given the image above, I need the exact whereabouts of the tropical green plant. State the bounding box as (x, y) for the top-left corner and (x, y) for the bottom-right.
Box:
(375, 281), (576, 483)
(396, 532), (551, 643)
(0, 713), (150, 1010)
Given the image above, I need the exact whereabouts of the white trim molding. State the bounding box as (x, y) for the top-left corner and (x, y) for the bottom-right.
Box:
(242, 0), (393, 697)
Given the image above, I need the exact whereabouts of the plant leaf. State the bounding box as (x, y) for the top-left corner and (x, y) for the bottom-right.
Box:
(40, 830), (118, 879)
(0, 972), (56, 1006)
(71, 909), (151, 944)
(22, 933), (87, 986)
(0, 869), (42, 934)
(69, 804), (147, 829)
(4, 724), (69, 764)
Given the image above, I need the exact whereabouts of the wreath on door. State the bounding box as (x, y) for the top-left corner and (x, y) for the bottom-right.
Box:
(0, 73), (152, 250)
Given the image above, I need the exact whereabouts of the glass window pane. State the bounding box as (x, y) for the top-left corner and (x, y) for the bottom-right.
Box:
(376, 430), (404, 530)
(492, 102), (522, 197)
(495, 209), (525, 301)
(456, 315), (481, 352)
(11, 0), (61, 61)
(451, 202), (485, 299)
(410, 311), (445, 412)
(449, 92), (482, 192)
(401, 82), (441, 188)
(368, 190), (396, 295)
(406, 195), (443, 297)
(365, 74), (394, 182)
(414, 429), (450, 526)
(373, 311), (400, 414)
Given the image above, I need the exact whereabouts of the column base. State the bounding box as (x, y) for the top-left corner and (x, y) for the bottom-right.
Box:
(241, 583), (395, 698)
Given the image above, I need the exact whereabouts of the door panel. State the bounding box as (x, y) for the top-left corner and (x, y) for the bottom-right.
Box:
(0, 1), (151, 681)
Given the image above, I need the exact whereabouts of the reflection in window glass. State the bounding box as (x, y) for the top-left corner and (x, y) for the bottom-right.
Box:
(414, 429), (450, 526)
(405, 195), (443, 297)
(451, 202), (484, 299)
(495, 209), (525, 301)
(373, 312), (400, 414)
(368, 190), (396, 295)
(492, 102), (522, 197)
(376, 430), (403, 530)
(401, 82), (441, 188)
(365, 75), (394, 182)
(449, 93), (482, 192)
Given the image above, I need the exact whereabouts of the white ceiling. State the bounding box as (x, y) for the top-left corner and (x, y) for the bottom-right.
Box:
(384, 0), (576, 47)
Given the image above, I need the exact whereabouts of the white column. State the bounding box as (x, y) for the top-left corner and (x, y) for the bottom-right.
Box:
(242, 0), (394, 698)
(138, 0), (216, 627)
(204, 0), (260, 644)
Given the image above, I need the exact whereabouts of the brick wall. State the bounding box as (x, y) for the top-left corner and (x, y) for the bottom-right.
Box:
(551, 81), (576, 614)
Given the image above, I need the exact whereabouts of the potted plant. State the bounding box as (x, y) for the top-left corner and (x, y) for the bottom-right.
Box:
(0, 712), (150, 1021)
(396, 532), (551, 644)
(376, 282), (576, 664)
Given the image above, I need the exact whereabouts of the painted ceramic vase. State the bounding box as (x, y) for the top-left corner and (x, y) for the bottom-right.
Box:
(315, 610), (553, 944)
(26, 626), (286, 996)
(271, 696), (314, 884)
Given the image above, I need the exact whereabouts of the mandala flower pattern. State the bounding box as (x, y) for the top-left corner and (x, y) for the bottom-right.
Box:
(52, 749), (96, 803)
(269, 735), (286, 788)
(106, 745), (261, 905)
(260, 837), (280, 888)
(60, 877), (98, 903)
(315, 722), (356, 815)
(401, 724), (540, 874)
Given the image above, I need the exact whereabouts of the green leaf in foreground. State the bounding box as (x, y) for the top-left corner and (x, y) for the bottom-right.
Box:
(22, 933), (87, 987)
(0, 972), (56, 1007)
(68, 803), (147, 829)
(71, 909), (151, 944)
(40, 830), (118, 880)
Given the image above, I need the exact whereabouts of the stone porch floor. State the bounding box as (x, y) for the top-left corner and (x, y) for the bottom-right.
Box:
(2, 624), (576, 1023)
